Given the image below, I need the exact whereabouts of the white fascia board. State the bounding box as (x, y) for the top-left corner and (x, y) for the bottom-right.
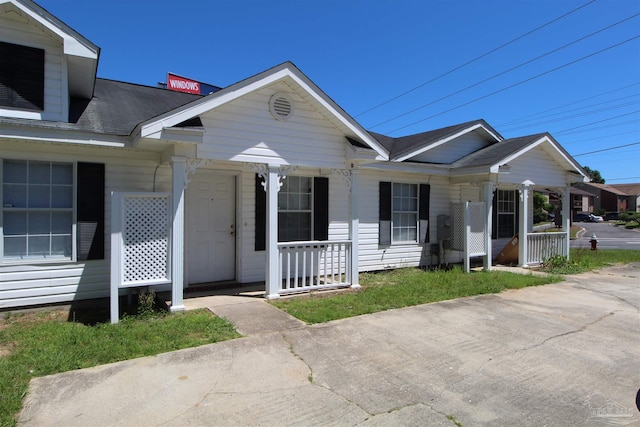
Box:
(11, 0), (98, 59)
(0, 126), (127, 147)
(395, 123), (501, 162)
(359, 161), (450, 176)
(450, 165), (492, 176)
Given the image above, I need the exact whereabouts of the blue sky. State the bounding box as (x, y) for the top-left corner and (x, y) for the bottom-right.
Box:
(38, 0), (639, 184)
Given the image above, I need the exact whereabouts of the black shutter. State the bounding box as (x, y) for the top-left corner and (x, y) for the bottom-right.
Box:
(419, 184), (430, 243)
(514, 190), (520, 235)
(379, 181), (391, 245)
(492, 190), (498, 239)
(77, 162), (104, 260)
(255, 174), (266, 251)
(313, 177), (329, 241)
(0, 42), (45, 110)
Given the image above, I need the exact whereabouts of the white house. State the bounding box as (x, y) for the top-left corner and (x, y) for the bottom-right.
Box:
(0, 0), (589, 314)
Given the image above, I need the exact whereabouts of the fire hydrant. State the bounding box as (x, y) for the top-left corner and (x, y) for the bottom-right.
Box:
(590, 233), (599, 251)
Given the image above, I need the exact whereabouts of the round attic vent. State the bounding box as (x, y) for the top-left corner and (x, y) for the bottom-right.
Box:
(269, 92), (294, 121)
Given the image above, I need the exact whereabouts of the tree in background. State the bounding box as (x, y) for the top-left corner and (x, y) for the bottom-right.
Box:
(582, 165), (605, 184)
(533, 192), (553, 224)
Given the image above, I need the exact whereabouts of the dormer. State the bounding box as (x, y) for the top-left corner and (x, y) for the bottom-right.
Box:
(0, 0), (99, 122)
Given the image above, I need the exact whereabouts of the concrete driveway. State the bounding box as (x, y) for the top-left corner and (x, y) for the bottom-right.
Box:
(19, 264), (640, 426)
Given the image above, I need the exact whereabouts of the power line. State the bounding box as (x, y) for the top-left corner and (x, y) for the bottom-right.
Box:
(573, 142), (640, 156)
(557, 118), (640, 138)
(369, 12), (640, 130)
(606, 176), (640, 181)
(385, 34), (640, 135)
(501, 99), (640, 132)
(553, 110), (640, 135)
(354, 0), (598, 118)
(497, 82), (640, 127)
(561, 130), (639, 144)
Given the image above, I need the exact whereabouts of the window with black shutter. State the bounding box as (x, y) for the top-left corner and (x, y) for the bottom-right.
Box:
(0, 41), (45, 111)
(254, 174), (329, 251)
(379, 181), (430, 245)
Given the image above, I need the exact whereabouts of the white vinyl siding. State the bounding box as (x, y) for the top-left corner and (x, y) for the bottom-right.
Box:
(499, 146), (568, 187)
(0, 11), (67, 121)
(198, 82), (349, 169)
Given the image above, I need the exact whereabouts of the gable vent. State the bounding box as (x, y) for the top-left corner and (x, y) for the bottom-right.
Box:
(269, 92), (294, 121)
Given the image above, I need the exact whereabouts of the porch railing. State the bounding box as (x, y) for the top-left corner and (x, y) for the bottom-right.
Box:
(277, 240), (351, 294)
(526, 232), (567, 265)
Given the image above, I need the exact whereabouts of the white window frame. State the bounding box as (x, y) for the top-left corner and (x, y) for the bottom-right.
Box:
(496, 189), (516, 239)
(278, 176), (314, 242)
(1, 159), (77, 264)
(392, 182), (419, 243)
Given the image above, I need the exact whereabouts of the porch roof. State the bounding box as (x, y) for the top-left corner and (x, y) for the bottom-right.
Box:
(370, 119), (503, 162)
(449, 133), (589, 181)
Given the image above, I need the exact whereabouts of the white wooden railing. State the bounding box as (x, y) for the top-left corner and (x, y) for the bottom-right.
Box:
(277, 240), (351, 294)
(526, 232), (567, 265)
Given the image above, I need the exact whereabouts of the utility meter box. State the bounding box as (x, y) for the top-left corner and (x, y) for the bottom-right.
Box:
(437, 214), (451, 241)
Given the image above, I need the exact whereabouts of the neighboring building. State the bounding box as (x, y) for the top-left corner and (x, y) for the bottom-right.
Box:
(608, 184), (640, 212)
(575, 183), (629, 213)
(570, 187), (597, 215)
(0, 0), (589, 311)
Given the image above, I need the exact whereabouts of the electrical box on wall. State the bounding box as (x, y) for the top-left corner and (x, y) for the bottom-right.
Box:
(437, 214), (451, 241)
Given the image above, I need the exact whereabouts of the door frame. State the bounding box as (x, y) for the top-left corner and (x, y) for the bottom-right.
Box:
(184, 169), (240, 286)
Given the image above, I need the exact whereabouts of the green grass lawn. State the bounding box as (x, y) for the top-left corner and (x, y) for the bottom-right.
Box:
(0, 309), (239, 427)
(272, 268), (563, 324)
(542, 248), (640, 274)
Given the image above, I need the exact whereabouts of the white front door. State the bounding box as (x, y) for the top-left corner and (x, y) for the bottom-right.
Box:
(187, 171), (236, 284)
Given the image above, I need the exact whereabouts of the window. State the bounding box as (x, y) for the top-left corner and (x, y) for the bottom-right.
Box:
(0, 42), (45, 110)
(494, 189), (518, 239)
(2, 160), (73, 260)
(1, 160), (105, 262)
(278, 176), (312, 242)
(254, 174), (329, 250)
(379, 181), (430, 245)
(392, 183), (418, 242)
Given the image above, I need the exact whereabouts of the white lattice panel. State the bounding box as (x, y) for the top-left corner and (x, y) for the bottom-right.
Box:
(468, 202), (486, 256)
(122, 194), (171, 285)
(450, 202), (465, 251)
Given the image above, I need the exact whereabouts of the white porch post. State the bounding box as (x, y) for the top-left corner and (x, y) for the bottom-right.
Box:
(482, 182), (495, 271)
(170, 157), (186, 311)
(518, 180), (534, 267)
(562, 186), (571, 260)
(350, 169), (360, 288)
(265, 165), (280, 299)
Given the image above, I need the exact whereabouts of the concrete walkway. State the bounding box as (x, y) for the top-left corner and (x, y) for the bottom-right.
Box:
(18, 264), (640, 426)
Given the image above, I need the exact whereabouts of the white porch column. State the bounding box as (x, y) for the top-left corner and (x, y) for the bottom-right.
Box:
(518, 180), (534, 267)
(265, 165), (280, 299)
(482, 182), (495, 271)
(562, 186), (571, 260)
(170, 157), (186, 312)
(350, 169), (360, 288)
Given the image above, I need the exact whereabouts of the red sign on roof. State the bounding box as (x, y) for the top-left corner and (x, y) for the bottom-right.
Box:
(167, 73), (200, 94)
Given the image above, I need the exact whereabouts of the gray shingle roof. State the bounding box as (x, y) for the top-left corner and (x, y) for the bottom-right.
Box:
(369, 119), (502, 160)
(71, 79), (203, 135)
(451, 133), (547, 169)
(0, 78), (203, 136)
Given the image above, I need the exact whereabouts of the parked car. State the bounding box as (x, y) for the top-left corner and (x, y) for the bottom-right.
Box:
(573, 213), (591, 222)
(589, 214), (604, 222)
(604, 212), (620, 221)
